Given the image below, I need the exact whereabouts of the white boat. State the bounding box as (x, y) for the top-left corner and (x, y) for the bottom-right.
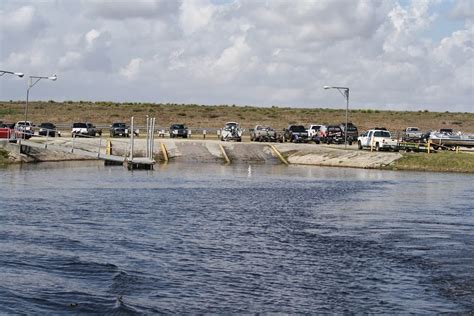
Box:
(429, 131), (474, 148)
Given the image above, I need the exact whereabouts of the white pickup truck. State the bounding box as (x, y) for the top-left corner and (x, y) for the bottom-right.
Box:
(357, 129), (399, 151)
(307, 124), (322, 138)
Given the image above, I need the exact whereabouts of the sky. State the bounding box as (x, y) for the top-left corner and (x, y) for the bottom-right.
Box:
(0, 0), (473, 112)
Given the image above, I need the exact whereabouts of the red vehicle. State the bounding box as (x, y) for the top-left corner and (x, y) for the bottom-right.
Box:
(0, 123), (14, 139)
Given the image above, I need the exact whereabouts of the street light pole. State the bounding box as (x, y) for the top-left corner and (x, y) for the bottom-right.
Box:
(0, 70), (24, 78)
(24, 75), (57, 127)
(324, 86), (350, 149)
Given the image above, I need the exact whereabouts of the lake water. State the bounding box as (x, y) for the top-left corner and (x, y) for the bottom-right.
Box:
(0, 161), (473, 314)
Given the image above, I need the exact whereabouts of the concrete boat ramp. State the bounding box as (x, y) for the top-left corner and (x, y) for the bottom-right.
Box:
(1, 138), (402, 169)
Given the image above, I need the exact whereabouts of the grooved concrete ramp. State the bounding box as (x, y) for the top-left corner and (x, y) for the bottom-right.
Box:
(2, 138), (404, 169)
(275, 143), (402, 168)
(222, 143), (279, 164)
(174, 141), (222, 162)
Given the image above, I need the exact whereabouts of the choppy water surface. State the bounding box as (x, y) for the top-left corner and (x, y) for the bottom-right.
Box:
(0, 161), (473, 314)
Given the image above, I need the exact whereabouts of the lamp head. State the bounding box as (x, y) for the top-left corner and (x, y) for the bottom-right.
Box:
(48, 75), (57, 81)
(323, 86), (331, 89)
(14, 72), (24, 78)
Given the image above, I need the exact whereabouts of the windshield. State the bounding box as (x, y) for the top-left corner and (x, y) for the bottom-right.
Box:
(40, 123), (54, 128)
(346, 126), (357, 131)
(224, 123), (238, 130)
(113, 123), (126, 127)
(311, 126), (321, 130)
(374, 131), (391, 137)
(17, 122), (30, 126)
(173, 124), (185, 129)
(73, 123), (87, 128)
(290, 126), (306, 132)
(328, 127), (341, 132)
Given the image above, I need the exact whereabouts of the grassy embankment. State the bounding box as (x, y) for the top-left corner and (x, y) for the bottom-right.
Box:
(1, 101), (473, 132)
(387, 152), (474, 173)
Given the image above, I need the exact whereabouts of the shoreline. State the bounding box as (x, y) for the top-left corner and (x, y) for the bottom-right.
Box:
(1, 139), (473, 173)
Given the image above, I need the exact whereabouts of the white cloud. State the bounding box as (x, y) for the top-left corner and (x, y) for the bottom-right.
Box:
(84, 0), (177, 19)
(85, 29), (101, 49)
(450, 0), (474, 21)
(179, 0), (217, 35)
(59, 51), (83, 69)
(0, 0), (472, 112)
(1, 5), (36, 32)
(119, 58), (143, 80)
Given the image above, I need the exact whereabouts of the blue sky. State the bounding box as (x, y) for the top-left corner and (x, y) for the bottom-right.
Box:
(0, 0), (473, 112)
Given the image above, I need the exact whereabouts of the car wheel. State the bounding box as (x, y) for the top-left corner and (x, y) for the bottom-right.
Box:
(376, 143), (380, 151)
(358, 141), (362, 150)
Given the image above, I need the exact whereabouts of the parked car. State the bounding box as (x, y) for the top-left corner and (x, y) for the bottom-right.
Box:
(221, 122), (242, 142)
(72, 122), (101, 137)
(110, 122), (130, 137)
(14, 121), (34, 139)
(250, 125), (278, 142)
(307, 124), (322, 138)
(405, 127), (423, 138)
(357, 129), (398, 151)
(38, 122), (60, 137)
(282, 125), (309, 143)
(0, 123), (14, 139)
(340, 122), (358, 145)
(87, 123), (102, 136)
(402, 126), (424, 142)
(170, 124), (188, 138)
(318, 125), (344, 144)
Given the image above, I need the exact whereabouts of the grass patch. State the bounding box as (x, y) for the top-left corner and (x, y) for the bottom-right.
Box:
(387, 152), (474, 173)
(0, 109), (18, 116)
(0, 149), (9, 164)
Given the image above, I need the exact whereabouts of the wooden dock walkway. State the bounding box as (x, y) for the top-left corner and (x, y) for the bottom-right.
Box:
(18, 139), (155, 169)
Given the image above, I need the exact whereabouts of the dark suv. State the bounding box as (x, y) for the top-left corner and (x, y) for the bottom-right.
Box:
(319, 125), (344, 144)
(38, 122), (60, 137)
(340, 122), (358, 145)
(170, 124), (188, 138)
(110, 122), (129, 137)
(283, 125), (309, 143)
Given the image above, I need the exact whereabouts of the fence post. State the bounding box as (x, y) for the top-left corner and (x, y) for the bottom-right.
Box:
(71, 134), (75, 153)
(203, 129), (206, 139)
(98, 135), (102, 158)
(130, 116), (134, 161)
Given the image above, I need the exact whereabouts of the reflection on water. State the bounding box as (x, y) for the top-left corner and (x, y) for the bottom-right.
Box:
(0, 161), (473, 314)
